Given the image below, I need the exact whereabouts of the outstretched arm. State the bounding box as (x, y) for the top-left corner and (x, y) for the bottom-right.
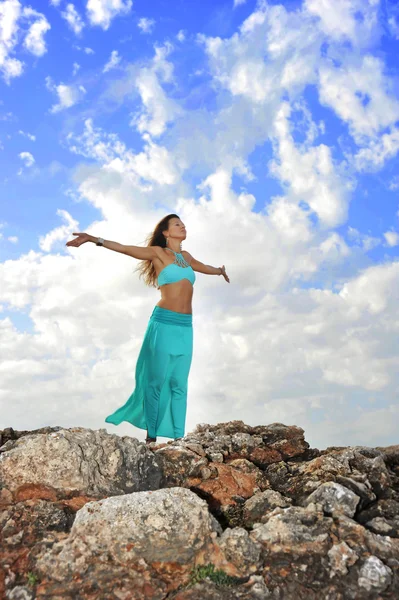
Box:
(184, 251), (229, 282)
(65, 233), (160, 261)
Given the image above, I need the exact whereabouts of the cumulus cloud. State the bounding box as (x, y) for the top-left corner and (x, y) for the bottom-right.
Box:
(18, 151), (35, 167)
(60, 3), (85, 35)
(86, 0), (133, 30)
(304, 0), (379, 46)
(137, 17), (155, 34)
(103, 49), (121, 72)
(318, 55), (399, 143)
(383, 230), (399, 247)
(269, 102), (352, 229)
(129, 43), (182, 138)
(18, 130), (36, 141)
(39, 210), (79, 252)
(0, 0), (50, 83)
(45, 75), (87, 113)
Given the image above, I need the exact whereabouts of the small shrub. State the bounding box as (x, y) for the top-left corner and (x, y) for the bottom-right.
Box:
(26, 572), (39, 587)
(189, 563), (244, 587)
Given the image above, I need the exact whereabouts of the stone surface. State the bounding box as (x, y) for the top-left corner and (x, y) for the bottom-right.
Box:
(1, 421), (399, 599)
(0, 427), (162, 504)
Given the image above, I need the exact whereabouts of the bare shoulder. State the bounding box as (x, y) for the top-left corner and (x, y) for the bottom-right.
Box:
(181, 250), (192, 264)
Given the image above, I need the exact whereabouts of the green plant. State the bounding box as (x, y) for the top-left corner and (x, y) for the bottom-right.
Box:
(26, 572), (39, 587)
(189, 563), (244, 587)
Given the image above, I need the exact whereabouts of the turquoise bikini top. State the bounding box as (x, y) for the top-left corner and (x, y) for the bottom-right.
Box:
(157, 248), (196, 288)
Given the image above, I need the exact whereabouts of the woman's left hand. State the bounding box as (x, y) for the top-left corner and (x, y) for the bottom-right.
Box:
(220, 266), (230, 283)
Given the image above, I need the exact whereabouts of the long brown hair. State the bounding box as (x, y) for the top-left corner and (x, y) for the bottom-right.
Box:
(134, 213), (181, 289)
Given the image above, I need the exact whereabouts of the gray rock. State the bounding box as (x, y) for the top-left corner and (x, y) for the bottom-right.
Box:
(0, 427), (162, 499)
(358, 555), (393, 592)
(302, 481), (360, 518)
(36, 487), (222, 581)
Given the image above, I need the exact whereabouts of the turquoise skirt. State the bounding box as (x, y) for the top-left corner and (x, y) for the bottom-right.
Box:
(105, 306), (193, 439)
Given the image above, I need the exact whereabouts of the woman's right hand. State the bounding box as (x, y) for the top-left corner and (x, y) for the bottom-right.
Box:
(65, 232), (94, 247)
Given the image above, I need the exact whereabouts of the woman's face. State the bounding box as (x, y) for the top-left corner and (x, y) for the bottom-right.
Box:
(168, 218), (186, 238)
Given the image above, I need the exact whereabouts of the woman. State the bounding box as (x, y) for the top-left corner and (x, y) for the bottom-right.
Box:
(66, 214), (229, 445)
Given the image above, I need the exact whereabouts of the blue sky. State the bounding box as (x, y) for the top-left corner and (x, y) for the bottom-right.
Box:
(1, 0), (399, 447)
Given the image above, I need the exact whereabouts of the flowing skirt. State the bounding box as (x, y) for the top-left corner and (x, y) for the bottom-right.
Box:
(105, 306), (193, 439)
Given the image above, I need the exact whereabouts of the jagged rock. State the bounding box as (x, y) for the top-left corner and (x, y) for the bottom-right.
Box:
(327, 541), (359, 577)
(358, 555), (393, 593)
(301, 481), (360, 517)
(5, 585), (34, 599)
(154, 446), (208, 486)
(0, 426), (63, 451)
(0, 427), (162, 505)
(226, 458), (270, 492)
(265, 446), (399, 513)
(34, 488), (242, 598)
(186, 462), (260, 527)
(1, 421), (398, 599)
(242, 489), (293, 527)
(216, 527), (262, 576)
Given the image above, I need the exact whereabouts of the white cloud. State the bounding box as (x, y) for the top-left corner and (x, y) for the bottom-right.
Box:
(18, 130), (36, 141)
(137, 17), (155, 34)
(176, 29), (185, 42)
(73, 45), (95, 54)
(103, 49), (121, 72)
(72, 61), (80, 75)
(353, 127), (399, 171)
(0, 0), (50, 83)
(45, 75), (87, 113)
(131, 69), (180, 137)
(269, 101), (351, 229)
(388, 176), (399, 191)
(61, 3), (85, 35)
(347, 226), (380, 252)
(304, 0), (379, 46)
(39, 209), (78, 252)
(383, 230), (399, 247)
(128, 43), (181, 138)
(86, 0), (133, 30)
(19, 151), (35, 167)
(234, 0), (248, 7)
(22, 7), (51, 56)
(318, 55), (399, 143)
(66, 118), (180, 189)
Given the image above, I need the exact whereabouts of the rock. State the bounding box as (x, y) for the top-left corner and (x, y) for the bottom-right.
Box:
(302, 481), (360, 517)
(217, 527), (262, 576)
(6, 585), (34, 600)
(242, 489), (292, 527)
(358, 555), (393, 593)
(186, 462), (260, 527)
(34, 488), (237, 597)
(0, 427), (162, 504)
(154, 446), (208, 486)
(327, 541), (359, 577)
(1, 421), (399, 599)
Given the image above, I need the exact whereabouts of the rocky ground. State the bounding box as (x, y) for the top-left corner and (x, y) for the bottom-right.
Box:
(0, 421), (398, 599)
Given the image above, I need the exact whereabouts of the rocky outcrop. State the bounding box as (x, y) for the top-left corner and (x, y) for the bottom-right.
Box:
(1, 420), (398, 599)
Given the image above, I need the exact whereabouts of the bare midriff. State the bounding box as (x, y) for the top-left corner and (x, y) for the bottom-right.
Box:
(153, 248), (193, 315)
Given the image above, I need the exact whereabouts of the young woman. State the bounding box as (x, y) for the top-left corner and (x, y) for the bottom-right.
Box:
(66, 214), (230, 445)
